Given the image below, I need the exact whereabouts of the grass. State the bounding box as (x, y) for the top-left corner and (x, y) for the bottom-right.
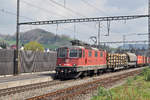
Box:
(91, 67), (150, 100)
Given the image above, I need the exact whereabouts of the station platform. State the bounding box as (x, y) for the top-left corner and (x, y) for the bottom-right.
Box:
(0, 71), (55, 90)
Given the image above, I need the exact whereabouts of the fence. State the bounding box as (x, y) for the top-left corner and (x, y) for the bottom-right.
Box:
(0, 49), (57, 75)
(0, 49), (14, 75)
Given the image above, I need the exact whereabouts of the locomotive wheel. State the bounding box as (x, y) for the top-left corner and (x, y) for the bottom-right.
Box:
(89, 70), (94, 77)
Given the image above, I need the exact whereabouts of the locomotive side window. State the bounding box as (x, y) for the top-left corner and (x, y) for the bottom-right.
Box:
(95, 51), (98, 57)
(83, 50), (85, 57)
(79, 49), (82, 58)
(88, 51), (92, 57)
(69, 49), (78, 57)
(100, 52), (103, 57)
(57, 48), (67, 58)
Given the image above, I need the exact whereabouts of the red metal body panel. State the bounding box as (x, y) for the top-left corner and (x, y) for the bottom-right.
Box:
(137, 56), (145, 65)
(57, 47), (107, 67)
(84, 49), (106, 66)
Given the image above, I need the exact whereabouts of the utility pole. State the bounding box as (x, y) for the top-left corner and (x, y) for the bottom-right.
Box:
(15, 0), (20, 75)
(98, 22), (100, 48)
(148, 0), (150, 67)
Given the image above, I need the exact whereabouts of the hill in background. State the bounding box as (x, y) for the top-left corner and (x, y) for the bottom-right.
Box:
(1, 29), (72, 49)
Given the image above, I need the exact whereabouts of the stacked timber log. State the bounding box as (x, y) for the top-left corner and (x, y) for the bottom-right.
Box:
(107, 53), (128, 68)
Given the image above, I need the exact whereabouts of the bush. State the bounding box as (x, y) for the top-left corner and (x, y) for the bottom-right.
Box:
(127, 78), (133, 85)
(141, 68), (150, 81)
(24, 41), (44, 52)
(92, 87), (112, 100)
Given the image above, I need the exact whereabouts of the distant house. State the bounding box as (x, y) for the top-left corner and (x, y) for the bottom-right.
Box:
(10, 45), (16, 49)
(45, 48), (50, 52)
(20, 46), (24, 50)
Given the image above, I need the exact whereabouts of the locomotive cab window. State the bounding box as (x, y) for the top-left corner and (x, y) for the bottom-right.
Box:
(69, 49), (78, 58)
(57, 48), (67, 58)
(79, 49), (82, 58)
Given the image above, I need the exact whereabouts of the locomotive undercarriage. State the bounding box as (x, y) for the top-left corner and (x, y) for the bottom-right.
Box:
(55, 65), (107, 79)
(55, 63), (142, 79)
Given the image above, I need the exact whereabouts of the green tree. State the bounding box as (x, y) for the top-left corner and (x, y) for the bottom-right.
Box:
(0, 41), (7, 49)
(24, 41), (44, 52)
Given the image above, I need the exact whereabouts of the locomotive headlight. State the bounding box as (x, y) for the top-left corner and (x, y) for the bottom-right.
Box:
(73, 64), (76, 67)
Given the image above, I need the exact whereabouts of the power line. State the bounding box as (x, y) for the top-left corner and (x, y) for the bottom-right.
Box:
(47, 0), (99, 30)
(21, 0), (67, 18)
(0, 8), (34, 21)
(44, 0), (76, 17)
(80, 0), (108, 16)
(48, 0), (86, 17)
(80, 0), (112, 36)
(20, 0), (96, 38)
(22, 0), (96, 32)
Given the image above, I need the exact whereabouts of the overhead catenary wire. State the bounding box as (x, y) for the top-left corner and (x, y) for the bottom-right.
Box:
(21, 0), (87, 35)
(47, 0), (98, 30)
(80, 0), (109, 16)
(0, 8), (34, 21)
(48, 0), (86, 17)
(20, 0), (87, 35)
(21, 0), (67, 19)
(80, 0), (111, 36)
(20, 0), (96, 39)
(21, 0), (97, 34)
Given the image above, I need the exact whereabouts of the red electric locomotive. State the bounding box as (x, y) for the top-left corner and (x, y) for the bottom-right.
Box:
(56, 40), (149, 79)
(56, 40), (107, 78)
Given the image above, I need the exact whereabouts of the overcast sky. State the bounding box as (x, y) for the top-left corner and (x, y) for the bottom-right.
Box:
(0, 0), (148, 45)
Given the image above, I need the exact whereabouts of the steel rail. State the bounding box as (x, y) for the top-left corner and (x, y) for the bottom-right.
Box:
(0, 80), (62, 97)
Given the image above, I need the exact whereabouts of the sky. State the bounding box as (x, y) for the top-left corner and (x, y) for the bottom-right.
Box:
(0, 0), (148, 46)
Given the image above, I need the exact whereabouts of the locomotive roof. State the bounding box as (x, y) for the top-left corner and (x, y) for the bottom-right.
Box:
(59, 46), (85, 49)
(68, 46), (85, 49)
(91, 47), (99, 51)
(59, 46), (103, 51)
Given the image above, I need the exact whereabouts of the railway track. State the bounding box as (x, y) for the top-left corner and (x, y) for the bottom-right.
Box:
(0, 80), (63, 97)
(27, 68), (143, 100)
(0, 67), (145, 99)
